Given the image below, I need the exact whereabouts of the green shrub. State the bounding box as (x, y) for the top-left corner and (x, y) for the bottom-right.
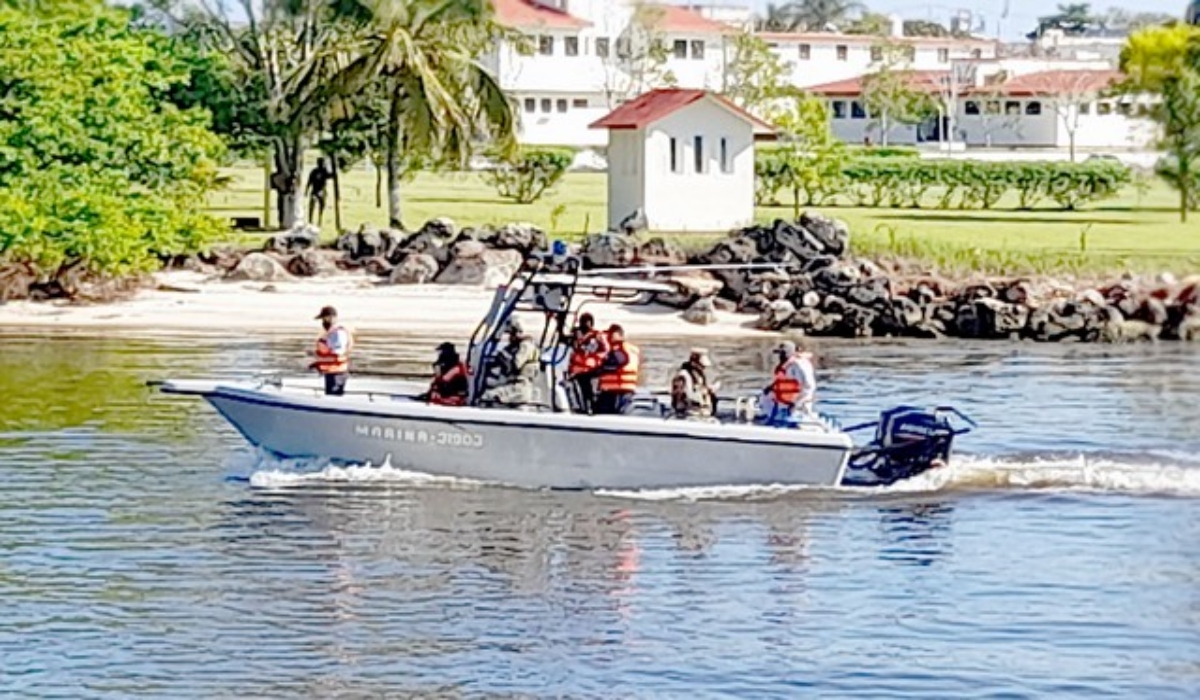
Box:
(487, 147), (575, 204)
(1155, 155), (1200, 211)
(754, 152), (1132, 211)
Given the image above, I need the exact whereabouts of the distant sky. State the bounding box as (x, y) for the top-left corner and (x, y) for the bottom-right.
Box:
(741, 0), (1192, 41)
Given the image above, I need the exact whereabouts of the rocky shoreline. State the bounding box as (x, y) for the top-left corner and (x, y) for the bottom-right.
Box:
(165, 213), (1200, 344)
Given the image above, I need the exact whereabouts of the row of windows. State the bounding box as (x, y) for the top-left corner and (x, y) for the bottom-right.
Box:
(667, 136), (734, 175)
(533, 35), (983, 64)
(523, 97), (591, 114)
(536, 35), (705, 60)
(828, 98), (1152, 120)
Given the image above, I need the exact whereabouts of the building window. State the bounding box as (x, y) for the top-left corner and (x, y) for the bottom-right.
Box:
(693, 135), (705, 173)
(556, 98), (567, 113)
(798, 43), (811, 60)
(1079, 102), (1091, 115)
(538, 36), (554, 55)
(937, 48), (949, 63)
(964, 100), (980, 115)
(870, 45), (883, 62)
(540, 98), (551, 112)
(564, 36), (579, 56)
(836, 45), (848, 61)
(985, 100), (1000, 115)
(1004, 100), (1020, 115)
(615, 37), (631, 59)
(1097, 102), (1113, 115)
(523, 97), (536, 113)
(1117, 102), (1133, 116)
(673, 39), (688, 60)
(832, 100), (847, 119)
(971, 48), (982, 59)
(903, 45), (916, 61)
(669, 137), (681, 173)
(596, 37), (610, 58)
(571, 98), (588, 109)
(1025, 101), (1042, 115)
(851, 101), (866, 119)
(719, 137), (731, 173)
(1135, 103), (1152, 117)
(690, 40), (705, 59)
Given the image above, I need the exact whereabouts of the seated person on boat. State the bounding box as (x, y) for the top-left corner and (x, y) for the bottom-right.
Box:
(595, 324), (640, 415)
(566, 312), (608, 415)
(418, 342), (469, 406)
(758, 340), (816, 424)
(670, 348), (718, 421)
(479, 318), (539, 409)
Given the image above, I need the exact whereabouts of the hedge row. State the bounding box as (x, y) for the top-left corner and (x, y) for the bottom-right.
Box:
(756, 155), (1133, 211)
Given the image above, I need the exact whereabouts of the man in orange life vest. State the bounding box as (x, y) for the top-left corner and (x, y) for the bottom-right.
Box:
(420, 342), (469, 406)
(758, 339), (816, 422)
(595, 324), (641, 415)
(308, 305), (352, 396)
(566, 312), (609, 414)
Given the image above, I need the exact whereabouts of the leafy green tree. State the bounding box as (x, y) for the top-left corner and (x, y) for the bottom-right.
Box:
(903, 19), (950, 37)
(144, 0), (349, 229)
(329, 0), (518, 229)
(772, 96), (849, 212)
(0, 1), (226, 289)
(782, 0), (865, 31)
(721, 32), (796, 118)
(845, 11), (891, 36)
(602, 3), (677, 108)
(860, 41), (937, 146)
(1119, 23), (1200, 222)
(488, 148), (575, 204)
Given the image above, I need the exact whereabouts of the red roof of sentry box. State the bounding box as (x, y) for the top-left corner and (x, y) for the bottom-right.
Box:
(492, 0), (590, 29)
(589, 89), (775, 133)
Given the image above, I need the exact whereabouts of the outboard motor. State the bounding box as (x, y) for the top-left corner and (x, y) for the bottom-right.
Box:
(842, 406), (976, 487)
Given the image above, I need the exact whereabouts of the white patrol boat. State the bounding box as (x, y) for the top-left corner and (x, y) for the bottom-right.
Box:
(156, 249), (976, 490)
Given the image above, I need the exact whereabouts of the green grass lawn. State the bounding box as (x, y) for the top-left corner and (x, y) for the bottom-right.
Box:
(206, 163), (1200, 276)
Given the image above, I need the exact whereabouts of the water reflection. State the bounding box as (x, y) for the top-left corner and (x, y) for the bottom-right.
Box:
(875, 500), (955, 568)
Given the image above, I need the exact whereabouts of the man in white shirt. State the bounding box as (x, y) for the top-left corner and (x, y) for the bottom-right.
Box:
(758, 340), (816, 423)
(309, 305), (352, 395)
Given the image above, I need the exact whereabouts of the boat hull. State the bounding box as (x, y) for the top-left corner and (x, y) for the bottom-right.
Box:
(188, 383), (852, 490)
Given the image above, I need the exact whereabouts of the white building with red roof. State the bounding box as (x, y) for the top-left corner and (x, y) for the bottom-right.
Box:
(487, 0), (999, 148)
(807, 63), (1158, 151)
(589, 88), (774, 231)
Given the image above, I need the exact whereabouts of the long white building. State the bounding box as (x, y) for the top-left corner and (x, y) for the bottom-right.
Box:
(488, 0), (996, 145)
(487, 0), (1155, 152)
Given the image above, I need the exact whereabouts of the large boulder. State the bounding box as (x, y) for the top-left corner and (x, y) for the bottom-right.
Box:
(488, 222), (547, 254)
(435, 248), (524, 286)
(756, 299), (796, 330)
(391, 229), (449, 266)
(657, 272), (723, 309)
(797, 211), (850, 257)
(389, 253), (440, 285)
(682, 297), (717, 325)
(226, 252), (292, 282)
(580, 232), (637, 269)
(286, 249), (340, 278)
(417, 217), (457, 240)
(264, 224), (319, 255)
(635, 237), (687, 267)
(336, 225), (392, 261)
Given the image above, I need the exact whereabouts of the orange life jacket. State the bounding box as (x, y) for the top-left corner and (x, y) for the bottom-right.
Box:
(772, 357), (803, 406)
(598, 342), (641, 393)
(429, 362), (468, 406)
(568, 329), (608, 376)
(314, 325), (352, 374)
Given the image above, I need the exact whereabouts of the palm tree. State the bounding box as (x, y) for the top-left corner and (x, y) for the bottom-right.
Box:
(783, 0), (865, 31)
(331, 0), (517, 228)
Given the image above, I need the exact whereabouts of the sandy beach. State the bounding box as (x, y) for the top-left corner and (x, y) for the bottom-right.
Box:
(0, 270), (775, 341)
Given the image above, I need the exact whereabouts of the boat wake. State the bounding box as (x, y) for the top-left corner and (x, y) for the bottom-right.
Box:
(238, 451), (1200, 500)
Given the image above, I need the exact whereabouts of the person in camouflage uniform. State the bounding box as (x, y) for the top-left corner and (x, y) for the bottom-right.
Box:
(480, 318), (540, 409)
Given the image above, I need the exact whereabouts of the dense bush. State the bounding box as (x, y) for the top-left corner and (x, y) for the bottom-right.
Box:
(0, 3), (228, 291)
(756, 152), (1132, 211)
(1155, 155), (1200, 212)
(487, 147), (575, 204)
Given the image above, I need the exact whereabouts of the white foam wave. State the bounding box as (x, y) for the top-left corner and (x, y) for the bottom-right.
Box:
(240, 452), (1200, 500)
(872, 454), (1200, 497)
(247, 454), (484, 490)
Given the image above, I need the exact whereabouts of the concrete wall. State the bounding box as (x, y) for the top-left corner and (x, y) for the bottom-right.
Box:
(638, 99), (755, 232)
(606, 128), (645, 230)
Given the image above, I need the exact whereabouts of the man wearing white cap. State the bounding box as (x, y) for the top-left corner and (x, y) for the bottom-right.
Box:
(670, 348), (718, 421)
(758, 339), (816, 423)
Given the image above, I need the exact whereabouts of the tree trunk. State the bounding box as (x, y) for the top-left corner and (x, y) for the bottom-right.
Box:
(385, 98), (404, 230)
(331, 155), (343, 233)
(1068, 131), (1076, 163)
(881, 112), (890, 147)
(374, 156), (383, 209)
(273, 136), (306, 230)
(1182, 156), (1191, 224)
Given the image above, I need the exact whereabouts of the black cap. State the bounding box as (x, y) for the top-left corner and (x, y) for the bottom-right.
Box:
(315, 305), (337, 319)
(436, 342), (456, 354)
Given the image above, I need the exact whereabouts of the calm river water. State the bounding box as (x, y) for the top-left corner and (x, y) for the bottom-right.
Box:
(3, 330), (1200, 698)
